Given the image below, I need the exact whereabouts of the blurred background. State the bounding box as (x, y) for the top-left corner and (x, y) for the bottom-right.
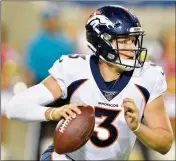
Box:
(1, 1), (175, 160)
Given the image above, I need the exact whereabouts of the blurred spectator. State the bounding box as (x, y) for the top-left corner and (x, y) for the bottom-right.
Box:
(24, 7), (76, 84)
(1, 24), (23, 89)
(23, 7), (76, 160)
(1, 23), (28, 160)
(76, 9), (94, 55)
(159, 27), (175, 118)
(149, 27), (175, 160)
(143, 40), (163, 62)
(159, 27), (175, 84)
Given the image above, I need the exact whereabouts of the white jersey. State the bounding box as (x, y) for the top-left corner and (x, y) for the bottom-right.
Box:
(48, 54), (167, 160)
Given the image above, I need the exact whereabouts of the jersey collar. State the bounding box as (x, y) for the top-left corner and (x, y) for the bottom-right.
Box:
(90, 55), (134, 101)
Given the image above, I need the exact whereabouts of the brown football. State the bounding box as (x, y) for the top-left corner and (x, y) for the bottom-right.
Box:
(53, 105), (95, 154)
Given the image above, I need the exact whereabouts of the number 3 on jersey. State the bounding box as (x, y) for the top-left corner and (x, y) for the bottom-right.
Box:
(90, 107), (121, 148)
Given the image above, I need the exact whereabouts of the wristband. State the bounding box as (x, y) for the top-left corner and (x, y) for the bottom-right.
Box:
(50, 108), (56, 120)
(133, 123), (140, 132)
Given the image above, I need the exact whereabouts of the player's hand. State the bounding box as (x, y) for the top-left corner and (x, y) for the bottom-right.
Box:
(46, 103), (87, 121)
(121, 98), (140, 132)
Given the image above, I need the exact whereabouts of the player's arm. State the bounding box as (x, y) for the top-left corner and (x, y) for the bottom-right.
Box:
(43, 76), (83, 121)
(123, 66), (173, 154)
(4, 75), (56, 121)
(5, 54), (85, 121)
(134, 95), (173, 154)
(5, 75), (82, 121)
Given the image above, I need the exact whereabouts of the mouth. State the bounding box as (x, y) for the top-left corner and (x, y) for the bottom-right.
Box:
(119, 53), (134, 60)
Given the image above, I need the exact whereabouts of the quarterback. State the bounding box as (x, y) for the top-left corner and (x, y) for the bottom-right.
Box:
(5, 5), (173, 160)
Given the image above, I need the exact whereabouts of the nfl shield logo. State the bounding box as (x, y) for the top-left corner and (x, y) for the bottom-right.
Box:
(102, 91), (119, 101)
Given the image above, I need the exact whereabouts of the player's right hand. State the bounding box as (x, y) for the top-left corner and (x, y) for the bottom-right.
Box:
(46, 104), (86, 121)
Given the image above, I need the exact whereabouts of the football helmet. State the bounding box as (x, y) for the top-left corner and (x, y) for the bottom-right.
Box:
(86, 5), (147, 71)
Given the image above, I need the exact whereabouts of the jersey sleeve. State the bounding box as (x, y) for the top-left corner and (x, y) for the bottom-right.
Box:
(48, 55), (68, 99)
(148, 66), (167, 103)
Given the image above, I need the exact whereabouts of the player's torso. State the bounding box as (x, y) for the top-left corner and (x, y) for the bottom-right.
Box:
(68, 82), (144, 160)
(62, 55), (152, 160)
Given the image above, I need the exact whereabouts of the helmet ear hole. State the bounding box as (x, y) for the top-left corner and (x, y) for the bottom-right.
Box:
(86, 31), (92, 42)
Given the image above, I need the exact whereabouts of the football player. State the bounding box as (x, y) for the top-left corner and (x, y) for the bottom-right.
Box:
(5, 5), (173, 160)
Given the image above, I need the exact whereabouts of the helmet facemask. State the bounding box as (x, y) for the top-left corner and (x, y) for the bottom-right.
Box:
(94, 32), (147, 71)
(100, 33), (147, 71)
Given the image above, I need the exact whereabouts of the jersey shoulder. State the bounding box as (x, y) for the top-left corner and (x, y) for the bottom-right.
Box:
(58, 54), (90, 73)
(132, 61), (166, 94)
(50, 54), (91, 82)
(134, 61), (165, 79)
(59, 53), (90, 64)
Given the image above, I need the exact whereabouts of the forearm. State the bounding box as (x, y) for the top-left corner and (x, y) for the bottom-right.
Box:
(5, 84), (54, 121)
(134, 123), (173, 154)
(6, 101), (49, 121)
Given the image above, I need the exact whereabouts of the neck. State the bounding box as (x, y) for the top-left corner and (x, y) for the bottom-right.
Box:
(44, 28), (58, 34)
(98, 61), (122, 82)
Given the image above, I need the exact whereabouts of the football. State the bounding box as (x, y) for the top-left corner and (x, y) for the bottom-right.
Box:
(53, 105), (95, 154)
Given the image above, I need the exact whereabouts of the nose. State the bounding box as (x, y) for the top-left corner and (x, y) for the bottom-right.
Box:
(126, 41), (135, 50)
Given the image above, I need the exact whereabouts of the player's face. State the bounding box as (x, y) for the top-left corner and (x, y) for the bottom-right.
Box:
(112, 36), (136, 60)
(43, 17), (59, 32)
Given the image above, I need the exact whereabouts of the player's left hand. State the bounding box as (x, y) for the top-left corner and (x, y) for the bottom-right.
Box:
(121, 98), (140, 132)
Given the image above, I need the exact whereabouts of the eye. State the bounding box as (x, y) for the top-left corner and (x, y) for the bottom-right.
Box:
(118, 40), (127, 44)
(132, 39), (136, 44)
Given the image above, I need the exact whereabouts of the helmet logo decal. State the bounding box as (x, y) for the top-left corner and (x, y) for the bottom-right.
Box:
(87, 15), (115, 31)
